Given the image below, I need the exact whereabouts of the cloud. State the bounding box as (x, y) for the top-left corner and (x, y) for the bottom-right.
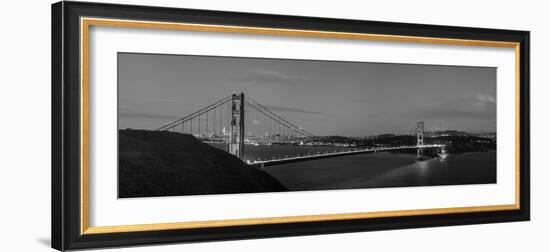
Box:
(405, 94), (496, 120)
(476, 93), (496, 103)
(263, 104), (324, 115)
(240, 69), (305, 85)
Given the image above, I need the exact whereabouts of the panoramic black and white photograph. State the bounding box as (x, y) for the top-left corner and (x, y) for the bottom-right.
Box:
(117, 52), (497, 198)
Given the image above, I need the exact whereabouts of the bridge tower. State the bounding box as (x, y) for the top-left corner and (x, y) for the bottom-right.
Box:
(416, 121), (424, 158)
(229, 92), (245, 159)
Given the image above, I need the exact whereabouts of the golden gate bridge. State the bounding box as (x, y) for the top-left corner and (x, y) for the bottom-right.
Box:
(157, 92), (445, 167)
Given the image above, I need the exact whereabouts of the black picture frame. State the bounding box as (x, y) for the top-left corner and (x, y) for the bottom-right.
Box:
(52, 1), (530, 251)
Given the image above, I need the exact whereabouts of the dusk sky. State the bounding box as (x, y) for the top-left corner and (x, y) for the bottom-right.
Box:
(118, 53), (496, 136)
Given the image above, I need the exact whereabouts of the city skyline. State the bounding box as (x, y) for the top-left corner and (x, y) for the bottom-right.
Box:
(118, 52), (497, 136)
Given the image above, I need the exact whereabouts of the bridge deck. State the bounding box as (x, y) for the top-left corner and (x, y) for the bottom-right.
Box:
(249, 144), (444, 168)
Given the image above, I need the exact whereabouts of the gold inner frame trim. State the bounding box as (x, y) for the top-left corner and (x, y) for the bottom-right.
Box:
(80, 17), (521, 235)
(85, 204), (517, 234)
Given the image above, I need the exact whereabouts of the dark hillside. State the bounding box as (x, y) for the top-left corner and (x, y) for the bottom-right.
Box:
(118, 129), (287, 198)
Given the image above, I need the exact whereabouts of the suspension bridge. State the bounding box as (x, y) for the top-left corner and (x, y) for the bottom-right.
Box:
(157, 92), (445, 167)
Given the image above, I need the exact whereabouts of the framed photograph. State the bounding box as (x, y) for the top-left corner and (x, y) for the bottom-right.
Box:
(52, 1), (530, 250)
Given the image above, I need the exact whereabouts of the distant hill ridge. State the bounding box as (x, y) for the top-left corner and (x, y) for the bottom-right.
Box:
(118, 129), (287, 198)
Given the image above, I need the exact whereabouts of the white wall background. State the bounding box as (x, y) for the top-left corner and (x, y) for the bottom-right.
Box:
(0, 0), (546, 251)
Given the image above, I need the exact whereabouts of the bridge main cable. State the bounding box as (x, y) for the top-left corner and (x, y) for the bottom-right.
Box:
(156, 95), (233, 131)
(246, 97), (315, 137)
(245, 100), (314, 137)
(245, 101), (299, 136)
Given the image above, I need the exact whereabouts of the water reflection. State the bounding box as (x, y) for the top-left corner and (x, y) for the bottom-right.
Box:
(417, 159), (429, 176)
(264, 152), (496, 191)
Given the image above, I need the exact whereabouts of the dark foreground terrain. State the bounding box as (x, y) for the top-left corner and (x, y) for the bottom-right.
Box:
(118, 129), (287, 198)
